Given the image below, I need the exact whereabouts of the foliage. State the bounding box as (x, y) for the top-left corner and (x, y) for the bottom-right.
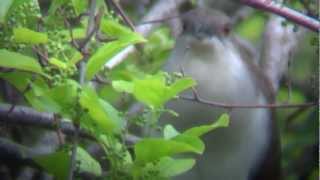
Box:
(0, 0), (317, 179)
(0, 0), (230, 179)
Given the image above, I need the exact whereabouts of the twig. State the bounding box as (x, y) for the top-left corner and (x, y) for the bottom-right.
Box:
(179, 94), (318, 109)
(284, 106), (309, 131)
(0, 103), (93, 140)
(240, 0), (320, 32)
(0, 103), (140, 145)
(53, 114), (65, 145)
(68, 0), (97, 179)
(104, 0), (188, 69)
(137, 15), (180, 25)
(107, 0), (136, 31)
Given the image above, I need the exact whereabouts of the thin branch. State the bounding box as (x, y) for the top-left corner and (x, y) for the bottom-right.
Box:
(68, 0), (97, 179)
(240, 0), (320, 32)
(0, 104), (93, 140)
(107, 0), (136, 31)
(104, 0), (188, 69)
(0, 103), (139, 145)
(179, 94), (318, 109)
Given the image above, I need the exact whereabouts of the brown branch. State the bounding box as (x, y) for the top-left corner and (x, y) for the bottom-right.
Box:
(68, 0), (97, 179)
(241, 0), (320, 32)
(0, 104), (93, 140)
(107, 0), (136, 31)
(0, 103), (139, 144)
(179, 95), (318, 109)
(104, 0), (188, 69)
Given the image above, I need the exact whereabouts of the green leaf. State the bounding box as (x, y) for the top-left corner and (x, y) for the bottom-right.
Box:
(112, 80), (134, 93)
(34, 147), (102, 180)
(79, 85), (123, 134)
(0, 49), (43, 74)
(26, 81), (62, 113)
(156, 157), (195, 177)
(163, 124), (180, 140)
(168, 78), (196, 98)
(49, 58), (68, 69)
(71, 0), (88, 15)
(33, 149), (69, 180)
(235, 13), (266, 42)
(46, 80), (79, 118)
(13, 27), (48, 44)
(100, 19), (145, 41)
(183, 114), (230, 137)
(68, 50), (83, 65)
(0, 71), (62, 113)
(0, 71), (31, 91)
(77, 147), (102, 176)
(132, 74), (196, 108)
(0, 0), (12, 23)
(134, 138), (201, 164)
(172, 134), (205, 154)
(86, 36), (145, 80)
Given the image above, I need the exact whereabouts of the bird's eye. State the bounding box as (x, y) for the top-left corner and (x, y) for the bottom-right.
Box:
(222, 23), (231, 35)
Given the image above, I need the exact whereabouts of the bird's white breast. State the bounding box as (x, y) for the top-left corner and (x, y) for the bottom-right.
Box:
(162, 35), (270, 180)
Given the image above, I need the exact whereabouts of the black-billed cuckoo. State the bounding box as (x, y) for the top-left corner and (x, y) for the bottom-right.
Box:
(161, 8), (281, 180)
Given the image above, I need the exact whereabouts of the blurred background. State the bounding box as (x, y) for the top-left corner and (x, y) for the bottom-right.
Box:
(100, 0), (318, 179)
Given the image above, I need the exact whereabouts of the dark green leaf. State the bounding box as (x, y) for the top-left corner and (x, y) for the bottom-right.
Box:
(34, 147), (102, 180)
(33, 150), (69, 180)
(0, 0), (12, 23)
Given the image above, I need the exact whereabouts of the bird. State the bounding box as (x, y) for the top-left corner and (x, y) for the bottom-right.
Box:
(161, 7), (281, 180)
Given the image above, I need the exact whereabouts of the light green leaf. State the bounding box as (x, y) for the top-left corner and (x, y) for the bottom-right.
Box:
(86, 37), (144, 80)
(0, 49), (43, 74)
(26, 81), (62, 113)
(163, 124), (180, 139)
(235, 13), (266, 42)
(134, 138), (201, 164)
(13, 27), (48, 44)
(156, 157), (195, 177)
(100, 19), (145, 41)
(46, 80), (79, 118)
(168, 78), (196, 97)
(49, 58), (68, 69)
(0, 0), (12, 23)
(77, 147), (102, 176)
(112, 80), (134, 93)
(79, 85), (122, 134)
(132, 74), (196, 108)
(183, 114), (230, 137)
(71, 0), (88, 15)
(172, 134), (205, 154)
(68, 50), (83, 65)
